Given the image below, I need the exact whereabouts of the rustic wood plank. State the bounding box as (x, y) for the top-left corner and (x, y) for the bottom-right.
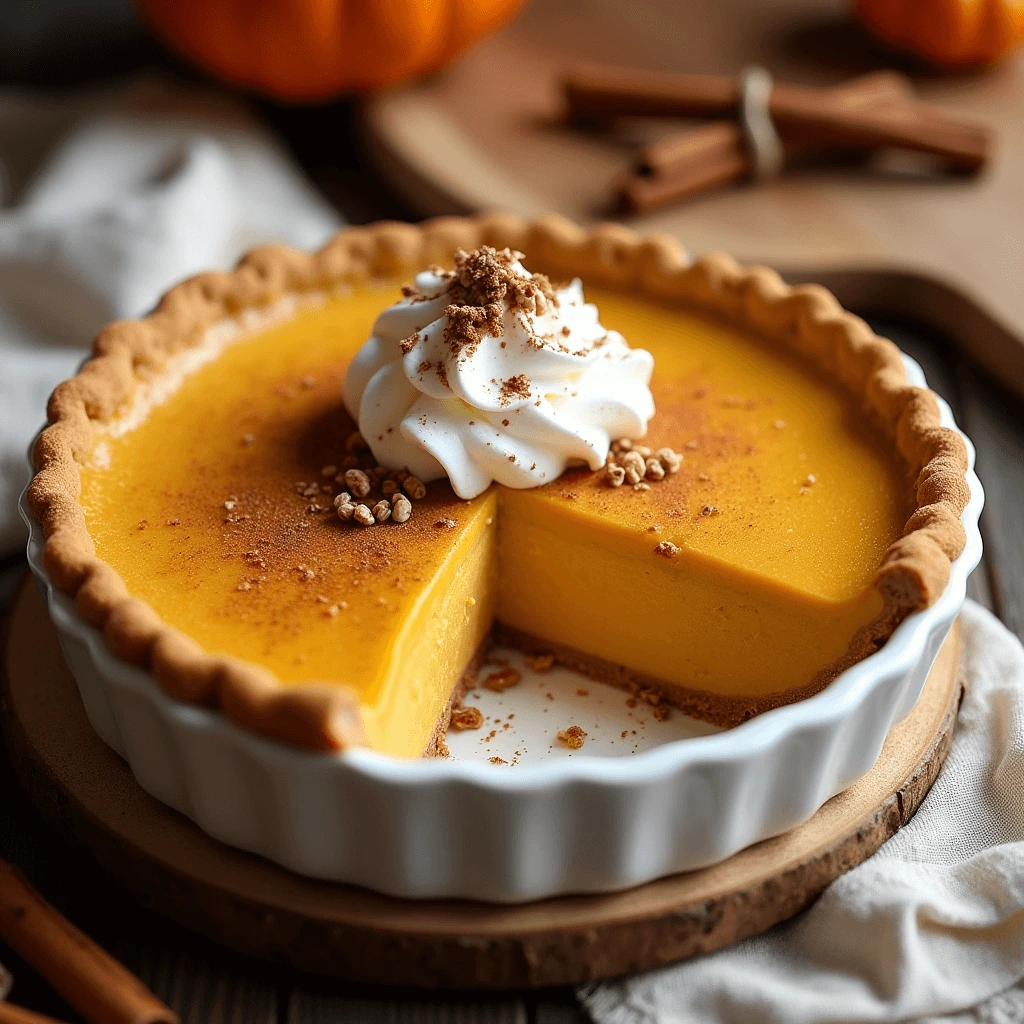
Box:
(286, 990), (527, 1023)
(115, 942), (279, 1024)
(957, 365), (1024, 637)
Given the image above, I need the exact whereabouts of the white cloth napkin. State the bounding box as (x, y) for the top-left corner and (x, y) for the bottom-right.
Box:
(581, 598), (1024, 1024)
(0, 76), (341, 554)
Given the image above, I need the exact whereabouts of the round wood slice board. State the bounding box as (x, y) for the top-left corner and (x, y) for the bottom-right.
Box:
(360, 0), (1024, 398)
(2, 579), (962, 989)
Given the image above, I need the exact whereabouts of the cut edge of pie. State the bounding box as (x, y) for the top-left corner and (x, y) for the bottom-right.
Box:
(27, 214), (971, 752)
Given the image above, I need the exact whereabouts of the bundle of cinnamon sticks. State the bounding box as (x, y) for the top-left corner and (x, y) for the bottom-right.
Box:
(562, 63), (993, 213)
(0, 861), (176, 1024)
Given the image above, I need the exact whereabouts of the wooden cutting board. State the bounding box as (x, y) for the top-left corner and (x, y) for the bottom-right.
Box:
(361, 0), (1024, 397)
(3, 578), (962, 988)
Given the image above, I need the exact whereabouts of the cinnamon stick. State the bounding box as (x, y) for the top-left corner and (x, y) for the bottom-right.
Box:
(0, 1005), (71, 1024)
(0, 862), (177, 1024)
(618, 70), (990, 212)
(564, 63), (914, 123)
(772, 102), (989, 171)
(622, 72), (906, 212)
(636, 71), (914, 178)
(623, 131), (748, 212)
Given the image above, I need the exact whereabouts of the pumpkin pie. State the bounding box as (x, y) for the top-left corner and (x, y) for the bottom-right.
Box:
(26, 216), (970, 757)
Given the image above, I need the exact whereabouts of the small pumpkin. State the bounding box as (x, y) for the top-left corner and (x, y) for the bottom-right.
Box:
(854, 0), (1024, 67)
(138, 0), (526, 102)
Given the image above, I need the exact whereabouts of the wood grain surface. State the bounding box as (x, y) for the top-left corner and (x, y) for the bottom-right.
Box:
(2, 579), (961, 990)
(361, 0), (1024, 398)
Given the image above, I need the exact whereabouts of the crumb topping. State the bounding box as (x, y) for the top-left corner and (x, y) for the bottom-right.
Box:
(605, 440), (682, 488)
(450, 704), (484, 731)
(484, 667), (522, 692)
(404, 247), (559, 363)
(499, 373), (533, 406)
(330, 432), (426, 531)
(450, 246), (556, 314)
(557, 725), (587, 750)
(525, 653), (555, 673)
(443, 303), (504, 360)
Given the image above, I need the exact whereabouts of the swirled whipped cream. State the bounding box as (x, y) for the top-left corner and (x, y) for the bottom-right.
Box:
(343, 247), (655, 499)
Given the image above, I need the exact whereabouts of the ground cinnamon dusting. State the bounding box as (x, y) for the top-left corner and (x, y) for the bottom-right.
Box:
(178, 386), (481, 658)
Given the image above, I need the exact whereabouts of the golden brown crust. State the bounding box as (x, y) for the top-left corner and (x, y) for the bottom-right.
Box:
(26, 214), (970, 751)
(423, 638), (493, 758)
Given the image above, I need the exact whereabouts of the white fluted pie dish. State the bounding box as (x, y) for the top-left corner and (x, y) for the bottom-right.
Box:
(22, 353), (982, 903)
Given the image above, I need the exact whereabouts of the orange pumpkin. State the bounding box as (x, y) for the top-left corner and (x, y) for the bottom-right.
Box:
(854, 0), (1024, 67)
(138, 0), (526, 101)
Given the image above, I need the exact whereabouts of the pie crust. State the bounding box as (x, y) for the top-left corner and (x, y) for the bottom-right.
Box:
(27, 215), (970, 751)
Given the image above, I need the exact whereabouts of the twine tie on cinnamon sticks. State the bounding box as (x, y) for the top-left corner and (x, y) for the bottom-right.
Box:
(563, 62), (993, 213)
(738, 67), (784, 181)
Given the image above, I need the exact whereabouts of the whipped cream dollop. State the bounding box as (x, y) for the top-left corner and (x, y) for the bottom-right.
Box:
(343, 247), (655, 499)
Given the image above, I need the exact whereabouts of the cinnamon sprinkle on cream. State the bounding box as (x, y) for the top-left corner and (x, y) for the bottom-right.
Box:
(499, 373), (532, 405)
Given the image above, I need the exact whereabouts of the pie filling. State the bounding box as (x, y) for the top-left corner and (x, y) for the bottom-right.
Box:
(75, 281), (908, 757)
